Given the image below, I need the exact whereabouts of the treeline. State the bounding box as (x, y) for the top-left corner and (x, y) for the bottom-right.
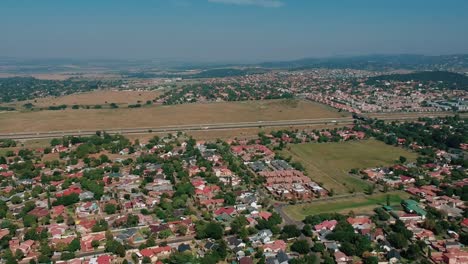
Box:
(0, 77), (122, 103)
(122, 68), (269, 79)
(366, 71), (468, 90)
(160, 82), (293, 105)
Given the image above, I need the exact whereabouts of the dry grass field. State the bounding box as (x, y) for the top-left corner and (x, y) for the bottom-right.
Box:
(283, 191), (410, 221)
(14, 90), (162, 108)
(281, 140), (418, 194)
(0, 99), (348, 133)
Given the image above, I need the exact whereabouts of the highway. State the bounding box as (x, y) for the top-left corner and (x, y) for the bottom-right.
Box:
(0, 118), (355, 140)
(0, 113), (460, 140)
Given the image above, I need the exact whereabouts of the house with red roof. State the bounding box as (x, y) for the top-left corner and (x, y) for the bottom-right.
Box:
(347, 216), (372, 229)
(214, 207), (237, 217)
(334, 251), (351, 264)
(88, 254), (113, 264)
(0, 229), (9, 240)
(199, 198), (224, 209)
(262, 240), (286, 253)
(51, 236), (75, 248)
(76, 218), (97, 233)
(52, 145), (69, 153)
(443, 250), (468, 264)
(10, 239), (34, 255)
(397, 138), (406, 145)
(140, 246), (172, 262)
(400, 175), (416, 185)
(51, 205), (66, 219)
(81, 232), (106, 252)
(314, 220), (337, 231)
(257, 211), (272, 221)
(48, 223), (68, 238)
(0, 171), (14, 177)
(56, 185), (82, 198)
(28, 207), (49, 218)
(461, 218), (468, 227)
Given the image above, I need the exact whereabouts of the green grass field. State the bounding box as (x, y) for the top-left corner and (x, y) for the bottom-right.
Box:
(284, 191), (410, 221)
(281, 139), (418, 194)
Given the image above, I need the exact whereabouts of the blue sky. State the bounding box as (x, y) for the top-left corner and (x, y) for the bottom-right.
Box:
(1, 0), (467, 62)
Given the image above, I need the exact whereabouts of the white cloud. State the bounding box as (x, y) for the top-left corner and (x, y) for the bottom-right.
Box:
(208, 0), (284, 8)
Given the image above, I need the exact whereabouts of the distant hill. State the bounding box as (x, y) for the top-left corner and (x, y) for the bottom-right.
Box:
(365, 71), (468, 90)
(259, 54), (468, 71)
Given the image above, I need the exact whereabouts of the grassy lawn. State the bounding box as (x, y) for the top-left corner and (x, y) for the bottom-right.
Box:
(284, 191), (410, 221)
(281, 139), (418, 194)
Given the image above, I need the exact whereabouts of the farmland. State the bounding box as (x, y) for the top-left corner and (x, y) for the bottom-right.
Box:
(15, 89), (162, 108)
(0, 99), (348, 133)
(283, 191), (411, 221)
(281, 140), (418, 194)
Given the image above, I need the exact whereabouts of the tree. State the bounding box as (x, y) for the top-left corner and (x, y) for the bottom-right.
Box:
(312, 242), (325, 252)
(399, 156), (407, 163)
(387, 232), (408, 249)
(104, 204), (116, 214)
(56, 215), (64, 223)
(61, 252), (75, 260)
(363, 256), (378, 264)
(195, 221), (223, 240)
(15, 249), (24, 260)
(176, 224), (188, 236)
(91, 240), (100, 249)
(158, 229), (173, 239)
(10, 196), (22, 204)
(68, 238), (81, 252)
(23, 215), (37, 227)
(289, 255), (319, 264)
(4, 249), (18, 264)
(281, 225), (301, 239)
(291, 240), (310, 254)
(230, 215), (248, 234)
(302, 224), (313, 236)
(365, 184), (375, 195)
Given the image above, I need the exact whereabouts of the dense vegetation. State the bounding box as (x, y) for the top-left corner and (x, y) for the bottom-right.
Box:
(358, 115), (468, 151)
(366, 71), (468, 90)
(0, 77), (122, 103)
(159, 82), (293, 105)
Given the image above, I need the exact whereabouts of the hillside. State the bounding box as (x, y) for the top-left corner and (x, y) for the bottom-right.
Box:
(366, 71), (468, 90)
(259, 54), (468, 71)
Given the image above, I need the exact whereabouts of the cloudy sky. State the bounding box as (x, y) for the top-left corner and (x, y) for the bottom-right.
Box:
(1, 0), (467, 62)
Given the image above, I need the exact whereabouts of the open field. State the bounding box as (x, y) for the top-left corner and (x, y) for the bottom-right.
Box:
(0, 100), (348, 133)
(281, 140), (418, 194)
(284, 191), (411, 221)
(5, 89), (162, 108)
